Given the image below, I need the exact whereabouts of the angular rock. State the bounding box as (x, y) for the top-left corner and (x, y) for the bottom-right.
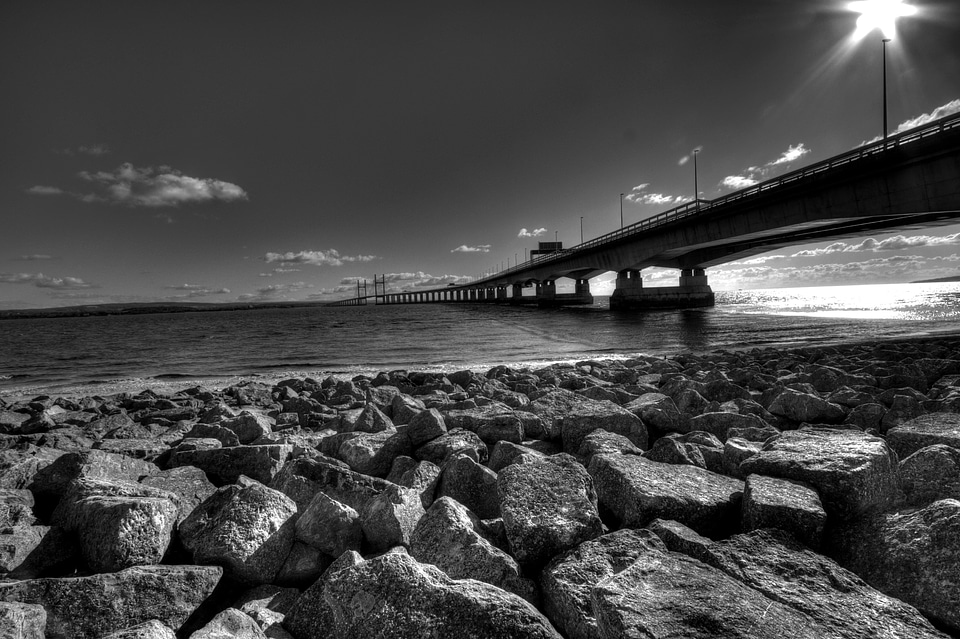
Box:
(442, 406), (524, 445)
(588, 452), (743, 537)
(274, 542), (330, 588)
(722, 437), (762, 478)
(643, 436), (707, 469)
(415, 428), (488, 466)
(180, 478), (297, 585)
(182, 423), (240, 448)
(686, 411), (769, 441)
(29, 450), (156, 505)
(294, 491), (361, 557)
(0, 565), (222, 639)
(899, 444), (960, 506)
(0, 602), (45, 639)
(830, 498), (960, 633)
(741, 474), (826, 549)
(518, 389), (611, 441)
(220, 411), (273, 445)
(390, 393), (425, 425)
(560, 403), (647, 455)
(391, 459), (440, 509)
(497, 453), (602, 566)
(0, 489), (35, 529)
(436, 454), (499, 519)
(623, 393), (681, 432)
(283, 550), (364, 639)
(336, 430), (409, 477)
(410, 497), (536, 603)
(320, 552), (562, 638)
(189, 608), (266, 639)
(0, 526), (74, 578)
(739, 428), (899, 520)
(406, 408), (447, 447)
(360, 483), (425, 552)
(488, 441), (545, 472)
(100, 620), (176, 639)
(269, 456), (391, 514)
(140, 466), (217, 524)
(768, 388), (846, 424)
(887, 413), (960, 460)
(541, 528), (666, 639)
(169, 444), (292, 486)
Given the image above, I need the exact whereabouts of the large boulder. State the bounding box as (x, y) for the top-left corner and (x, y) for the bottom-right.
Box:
(189, 608), (266, 639)
(436, 454), (499, 519)
(588, 452), (743, 537)
(0, 565), (222, 639)
(517, 389), (611, 441)
(336, 430), (410, 477)
(269, 456), (392, 515)
(0, 602), (46, 639)
(294, 491), (361, 557)
(319, 552), (562, 638)
(359, 483), (425, 552)
(497, 454), (602, 567)
(415, 429), (488, 466)
(899, 444), (960, 506)
(179, 478), (297, 585)
(169, 445), (292, 486)
(406, 408), (447, 448)
(98, 620), (176, 639)
(410, 497), (537, 603)
(140, 466), (217, 524)
(623, 393), (681, 433)
(541, 528), (666, 639)
(768, 389), (846, 424)
(220, 411), (273, 444)
(560, 403), (647, 454)
(739, 428), (899, 520)
(887, 413), (960, 460)
(441, 405), (524, 445)
(741, 474), (826, 549)
(830, 498), (960, 633)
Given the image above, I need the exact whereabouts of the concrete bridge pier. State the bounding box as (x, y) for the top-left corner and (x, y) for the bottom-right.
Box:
(535, 280), (556, 307)
(496, 285), (509, 303)
(610, 268), (714, 310)
(509, 283), (525, 305)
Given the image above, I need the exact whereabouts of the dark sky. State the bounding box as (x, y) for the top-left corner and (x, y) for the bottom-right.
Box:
(2, 0), (959, 308)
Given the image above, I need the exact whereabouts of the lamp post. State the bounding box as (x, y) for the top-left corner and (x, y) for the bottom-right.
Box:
(882, 37), (891, 140)
(580, 216), (584, 244)
(693, 147), (701, 212)
(620, 193), (624, 229)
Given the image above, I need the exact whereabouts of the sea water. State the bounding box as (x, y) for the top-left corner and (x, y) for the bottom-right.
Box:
(2, 282), (959, 400)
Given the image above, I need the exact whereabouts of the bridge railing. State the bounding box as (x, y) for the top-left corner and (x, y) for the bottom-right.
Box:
(464, 110), (960, 287)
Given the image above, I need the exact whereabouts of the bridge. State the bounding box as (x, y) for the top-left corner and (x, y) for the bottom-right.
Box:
(330, 112), (960, 310)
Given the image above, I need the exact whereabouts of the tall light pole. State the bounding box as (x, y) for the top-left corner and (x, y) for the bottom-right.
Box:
(580, 216), (584, 244)
(693, 147), (701, 212)
(882, 37), (891, 140)
(619, 193), (624, 229)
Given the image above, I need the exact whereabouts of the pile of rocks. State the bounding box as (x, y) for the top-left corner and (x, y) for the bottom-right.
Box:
(1, 335), (959, 638)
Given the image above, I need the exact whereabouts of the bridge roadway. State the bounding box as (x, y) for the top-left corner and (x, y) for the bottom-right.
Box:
(332, 112), (960, 310)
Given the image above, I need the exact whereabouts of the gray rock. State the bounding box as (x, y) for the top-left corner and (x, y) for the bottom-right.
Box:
(169, 445), (292, 486)
(180, 478), (297, 585)
(442, 405), (525, 444)
(415, 428), (488, 466)
(234, 584), (299, 637)
(642, 436), (707, 469)
(518, 389), (611, 441)
(541, 528), (666, 639)
(282, 550), (364, 639)
(360, 483), (425, 552)
(0, 489), (35, 529)
(294, 491), (361, 557)
(392, 459), (440, 509)
(220, 411), (274, 444)
(722, 437), (762, 478)
(410, 497), (537, 603)
(830, 498), (960, 633)
(182, 423), (240, 447)
(336, 429), (410, 477)
(350, 403), (393, 433)
(0, 526), (74, 578)
(887, 413), (960, 459)
(189, 608), (266, 639)
(741, 474), (826, 549)
(406, 408), (447, 447)
(436, 454), (499, 519)
(576, 430), (642, 464)
(768, 388), (846, 424)
(274, 542), (330, 588)
(140, 466), (217, 524)
(739, 428), (899, 520)
(269, 456), (391, 514)
(320, 552), (562, 638)
(99, 620), (176, 639)
(0, 602), (46, 639)
(899, 444), (960, 506)
(623, 393), (681, 432)
(686, 411), (769, 441)
(390, 393), (425, 425)
(560, 403), (647, 455)
(497, 453), (602, 566)
(29, 450), (156, 504)
(0, 565), (222, 639)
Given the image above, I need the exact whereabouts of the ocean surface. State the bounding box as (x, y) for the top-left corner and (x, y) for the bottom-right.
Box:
(2, 282), (960, 400)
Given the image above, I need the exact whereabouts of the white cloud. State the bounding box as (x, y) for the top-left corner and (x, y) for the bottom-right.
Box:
(894, 99), (960, 134)
(0, 272), (96, 289)
(678, 155), (690, 166)
(237, 281), (313, 301)
(263, 249), (378, 267)
(518, 228), (547, 238)
(791, 233), (960, 257)
(15, 254), (53, 261)
(27, 185), (64, 196)
(164, 284), (231, 298)
(769, 143), (809, 166)
(451, 245), (492, 253)
(720, 175), (759, 190)
(44, 163), (252, 207)
(625, 192), (690, 205)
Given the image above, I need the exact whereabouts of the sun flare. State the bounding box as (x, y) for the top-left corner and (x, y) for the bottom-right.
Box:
(848, 0), (918, 41)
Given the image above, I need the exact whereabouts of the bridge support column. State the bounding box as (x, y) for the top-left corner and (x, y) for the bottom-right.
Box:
(510, 283), (525, 305)
(536, 280), (557, 307)
(610, 268), (714, 310)
(496, 286), (508, 302)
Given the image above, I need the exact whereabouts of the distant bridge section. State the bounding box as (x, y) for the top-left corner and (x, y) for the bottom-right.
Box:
(330, 112), (960, 310)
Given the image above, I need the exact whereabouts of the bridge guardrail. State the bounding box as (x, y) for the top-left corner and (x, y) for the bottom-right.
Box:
(463, 111), (960, 287)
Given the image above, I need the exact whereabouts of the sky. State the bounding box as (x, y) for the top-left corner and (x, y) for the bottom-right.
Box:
(2, 0), (959, 309)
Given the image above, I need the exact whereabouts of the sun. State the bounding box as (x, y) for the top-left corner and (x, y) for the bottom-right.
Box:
(848, 0), (918, 40)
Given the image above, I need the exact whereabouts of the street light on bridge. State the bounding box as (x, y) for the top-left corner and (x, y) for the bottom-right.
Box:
(693, 147), (702, 212)
(847, 0), (918, 140)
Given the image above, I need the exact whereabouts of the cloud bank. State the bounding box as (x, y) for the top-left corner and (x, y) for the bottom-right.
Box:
(29, 163), (249, 207)
(264, 249), (378, 267)
(518, 228), (547, 238)
(0, 272), (96, 289)
(720, 143), (810, 192)
(624, 183), (691, 206)
(451, 245), (492, 253)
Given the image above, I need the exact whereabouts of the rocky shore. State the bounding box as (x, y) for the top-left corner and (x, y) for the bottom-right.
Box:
(2, 335), (960, 638)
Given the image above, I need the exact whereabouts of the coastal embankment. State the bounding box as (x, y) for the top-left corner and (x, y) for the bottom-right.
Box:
(1, 335), (959, 637)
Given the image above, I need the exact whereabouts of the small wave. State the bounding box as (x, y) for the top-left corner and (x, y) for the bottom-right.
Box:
(152, 373), (202, 380)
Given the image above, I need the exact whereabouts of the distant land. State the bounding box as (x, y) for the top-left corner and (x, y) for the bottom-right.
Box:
(0, 300), (334, 320)
(910, 275), (960, 284)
